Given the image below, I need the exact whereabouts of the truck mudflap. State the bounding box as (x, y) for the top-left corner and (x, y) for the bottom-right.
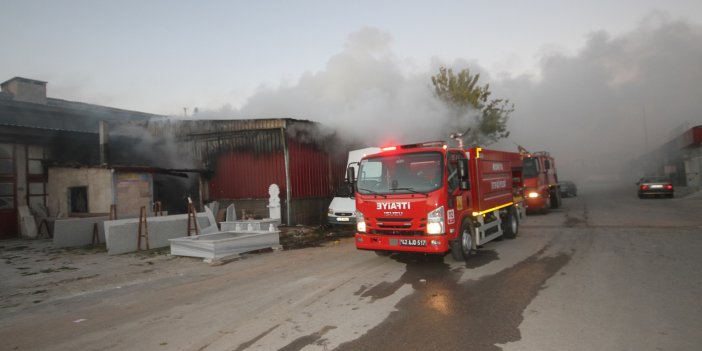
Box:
(355, 233), (450, 254)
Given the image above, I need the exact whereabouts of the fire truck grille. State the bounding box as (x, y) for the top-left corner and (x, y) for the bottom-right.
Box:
(373, 217), (426, 233)
(370, 229), (425, 236)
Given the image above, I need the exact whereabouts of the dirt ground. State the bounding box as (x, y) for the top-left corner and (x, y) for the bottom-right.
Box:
(0, 224), (354, 315)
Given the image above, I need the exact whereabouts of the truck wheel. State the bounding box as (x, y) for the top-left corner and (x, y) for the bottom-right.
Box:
(503, 207), (519, 239)
(451, 221), (474, 261)
(550, 188), (561, 209)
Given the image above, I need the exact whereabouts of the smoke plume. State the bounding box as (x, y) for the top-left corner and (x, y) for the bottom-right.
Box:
(200, 13), (702, 183)
(494, 12), (702, 182)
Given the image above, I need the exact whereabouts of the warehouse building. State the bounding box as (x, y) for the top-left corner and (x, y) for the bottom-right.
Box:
(1, 76), (351, 239)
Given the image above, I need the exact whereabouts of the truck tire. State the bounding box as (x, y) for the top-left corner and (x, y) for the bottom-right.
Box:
(451, 220), (474, 261)
(550, 187), (561, 209)
(503, 207), (519, 239)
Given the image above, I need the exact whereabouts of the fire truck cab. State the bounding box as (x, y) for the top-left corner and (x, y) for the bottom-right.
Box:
(349, 141), (525, 261)
(522, 151), (561, 212)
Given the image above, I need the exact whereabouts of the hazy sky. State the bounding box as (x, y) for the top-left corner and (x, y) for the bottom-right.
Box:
(2, 1), (702, 180)
(1, 1), (699, 114)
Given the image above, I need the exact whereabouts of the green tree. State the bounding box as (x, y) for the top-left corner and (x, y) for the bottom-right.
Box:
(431, 66), (513, 146)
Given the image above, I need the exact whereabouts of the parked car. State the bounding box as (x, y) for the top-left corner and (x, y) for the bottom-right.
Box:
(636, 176), (674, 198)
(559, 180), (578, 197)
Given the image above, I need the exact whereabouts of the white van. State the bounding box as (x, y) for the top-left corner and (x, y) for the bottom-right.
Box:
(328, 147), (380, 225)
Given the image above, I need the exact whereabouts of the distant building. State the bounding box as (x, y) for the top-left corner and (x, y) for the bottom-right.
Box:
(635, 125), (702, 189)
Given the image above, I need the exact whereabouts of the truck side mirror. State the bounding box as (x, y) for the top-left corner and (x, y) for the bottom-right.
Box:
(458, 159), (470, 190)
(346, 166), (356, 185)
(544, 160), (551, 170)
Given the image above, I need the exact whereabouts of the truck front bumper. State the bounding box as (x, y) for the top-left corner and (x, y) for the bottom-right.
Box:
(526, 195), (548, 210)
(328, 215), (356, 225)
(355, 233), (450, 254)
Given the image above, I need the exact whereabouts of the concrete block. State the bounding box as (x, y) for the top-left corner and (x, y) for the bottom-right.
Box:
(226, 204), (237, 221)
(206, 201), (219, 219)
(220, 218), (280, 232)
(201, 207), (219, 234)
(104, 211), (216, 255)
(53, 216), (109, 248)
(18, 206), (38, 239)
(169, 230), (281, 262)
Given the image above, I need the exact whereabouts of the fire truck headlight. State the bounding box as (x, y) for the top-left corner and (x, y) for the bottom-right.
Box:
(426, 206), (445, 235)
(356, 211), (366, 233)
(528, 191), (540, 198)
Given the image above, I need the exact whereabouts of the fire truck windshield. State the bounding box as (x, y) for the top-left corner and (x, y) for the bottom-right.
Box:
(523, 157), (539, 178)
(356, 152), (443, 195)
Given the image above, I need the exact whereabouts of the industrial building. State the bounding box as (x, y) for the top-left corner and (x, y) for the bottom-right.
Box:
(109, 119), (351, 226)
(0, 77), (164, 238)
(1, 76), (351, 239)
(636, 125), (702, 188)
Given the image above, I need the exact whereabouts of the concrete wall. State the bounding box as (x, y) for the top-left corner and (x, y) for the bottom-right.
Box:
(115, 172), (153, 218)
(47, 167), (114, 216)
(1, 78), (47, 104)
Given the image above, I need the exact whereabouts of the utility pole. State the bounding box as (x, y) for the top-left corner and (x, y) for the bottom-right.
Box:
(641, 105), (648, 154)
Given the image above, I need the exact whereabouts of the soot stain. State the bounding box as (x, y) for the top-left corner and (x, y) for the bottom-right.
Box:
(338, 249), (572, 351)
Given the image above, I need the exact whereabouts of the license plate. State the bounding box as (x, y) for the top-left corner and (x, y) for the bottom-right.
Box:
(651, 185), (663, 188)
(336, 217), (350, 222)
(399, 239), (427, 247)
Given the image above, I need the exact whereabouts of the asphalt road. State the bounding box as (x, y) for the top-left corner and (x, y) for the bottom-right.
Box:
(1, 183), (701, 351)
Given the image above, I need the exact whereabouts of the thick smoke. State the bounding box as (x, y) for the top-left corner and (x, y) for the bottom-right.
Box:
(197, 27), (455, 145)
(200, 14), (702, 184)
(494, 12), (702, 182)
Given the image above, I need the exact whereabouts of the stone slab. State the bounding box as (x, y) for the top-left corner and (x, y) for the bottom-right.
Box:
(104, 210), (218, 255)
(18, 206), (38, 239)
(226, 204), (237, 221)
(220, 218), (280, 232)
(53, 216), (109, 248)
(169, 230), (281, 262)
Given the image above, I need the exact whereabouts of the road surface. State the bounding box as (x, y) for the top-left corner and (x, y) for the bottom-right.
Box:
(1, 183), (701, 350)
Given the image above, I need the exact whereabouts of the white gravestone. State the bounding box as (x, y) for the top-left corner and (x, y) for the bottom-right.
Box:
(268, 184), (281, 220)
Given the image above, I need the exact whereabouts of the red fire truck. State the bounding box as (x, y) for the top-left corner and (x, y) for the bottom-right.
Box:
(349, 141), (525, 261)
(521, 151), (561, 212)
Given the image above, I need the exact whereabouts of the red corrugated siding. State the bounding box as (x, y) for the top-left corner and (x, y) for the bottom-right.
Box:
(209, 151), (286, 199)
(288, 140), (332, 198)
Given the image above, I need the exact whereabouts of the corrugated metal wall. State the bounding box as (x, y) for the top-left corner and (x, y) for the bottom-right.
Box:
(288, 139), (332, 198)
(208, 150), (287, 199)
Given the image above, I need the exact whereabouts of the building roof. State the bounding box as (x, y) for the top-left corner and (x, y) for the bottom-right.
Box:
(0, 96), (166, 133)
(0, 76), (47, 87)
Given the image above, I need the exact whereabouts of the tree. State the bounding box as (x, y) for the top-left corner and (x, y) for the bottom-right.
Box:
(431, 66), (513, 146)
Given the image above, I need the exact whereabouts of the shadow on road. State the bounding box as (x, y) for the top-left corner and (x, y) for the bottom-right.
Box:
(334, 247), (572, 351)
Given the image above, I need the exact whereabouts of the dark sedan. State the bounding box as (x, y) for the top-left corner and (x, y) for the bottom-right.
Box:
(559, 181), (578, 197)
(637, 176), (674, 198)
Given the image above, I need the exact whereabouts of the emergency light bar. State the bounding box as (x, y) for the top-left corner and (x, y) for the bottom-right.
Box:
(380, 141), (447, 152)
